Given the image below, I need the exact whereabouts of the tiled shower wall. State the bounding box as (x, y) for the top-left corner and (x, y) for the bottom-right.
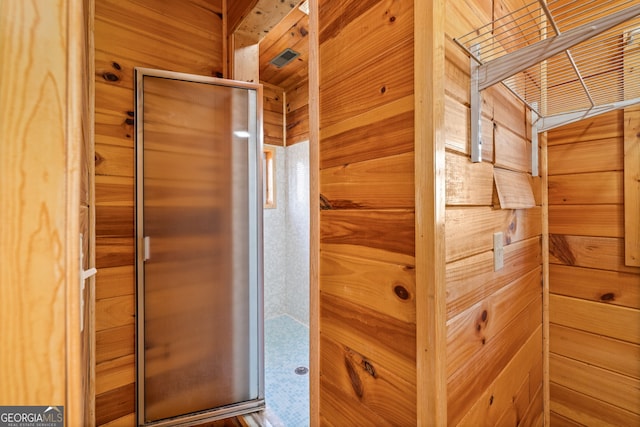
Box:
(264, 141), (310, 325)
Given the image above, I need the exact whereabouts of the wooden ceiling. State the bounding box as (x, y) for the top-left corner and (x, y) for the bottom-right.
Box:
(258, 6), (309, 92)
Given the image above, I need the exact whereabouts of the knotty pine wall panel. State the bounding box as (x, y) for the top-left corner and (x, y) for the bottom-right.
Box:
(94, 0), (223, 424)
(318, 0), (416, 423)
(548, 110), (640, 425)
(444, 0), (543, 424)
(286, 77), (310, 145)
(263, 83), (284, 146)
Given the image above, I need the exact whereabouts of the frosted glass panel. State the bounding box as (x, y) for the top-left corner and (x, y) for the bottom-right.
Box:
(137, 72), (262, 424)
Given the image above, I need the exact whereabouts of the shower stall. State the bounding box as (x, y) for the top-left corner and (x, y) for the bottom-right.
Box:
(134, 68), (264, 426)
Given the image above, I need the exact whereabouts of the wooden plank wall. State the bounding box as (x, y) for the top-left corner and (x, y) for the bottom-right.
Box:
(94, 1), (223, 424)
(547, 110), (640, 425)
(0, 0), (90, 423)
(263, 83), (285, 146)
(444, 0), (544, 424)
(317, 0), (417, 423)
(287, 77), (310, 145)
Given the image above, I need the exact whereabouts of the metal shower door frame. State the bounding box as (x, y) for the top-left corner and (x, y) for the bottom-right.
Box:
(134, 67), (265, 426)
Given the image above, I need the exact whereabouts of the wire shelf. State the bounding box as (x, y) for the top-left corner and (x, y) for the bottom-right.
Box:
(454, 0), (640, 129)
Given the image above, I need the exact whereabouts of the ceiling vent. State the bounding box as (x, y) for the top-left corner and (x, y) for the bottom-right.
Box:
(270, 48), (300, 68)
(299, 0), (309, 15)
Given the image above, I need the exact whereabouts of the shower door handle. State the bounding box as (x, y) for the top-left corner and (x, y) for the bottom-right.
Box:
(143, 236), (151, 261)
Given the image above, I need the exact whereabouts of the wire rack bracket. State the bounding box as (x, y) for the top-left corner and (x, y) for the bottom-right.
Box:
(455, 0), (640, 171)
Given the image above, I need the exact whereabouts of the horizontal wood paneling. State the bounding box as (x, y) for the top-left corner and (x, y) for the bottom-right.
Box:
(548, 138), (623, 175)
(318, 1), (416, 422)
(96, 324), (135, 364)
(548, 171), (623, 205)
(546, 110), (623, 146)
(550, 293), (640, 344)
(494, 123), (530, 173)
(549, 264), (640, 309)
(446, 237), (541, 319)
(94, 0), (223, 423)
(549, 235), (640, 274)
(95, 266), (134, 301)
(550, 324), (640, 379)
(550, 382), (640, 427)
(447, 297), (542, 425)
(286, 90), (310, 145)
(320, 248), (416, 324)
(446, 151), (494, 206)
(262, 83), (284, 146)
(95, 382), (135, 426)
(445, 207), (542, 262)
(447, 267), (541, 377)
(95, 295), (135, 332)
(96, 354), (135, 395)
(443, 1), (542, 423)
(320, 210), (414, 256)
(319, 335), (416, 425)
(548, 204), (624, 237)
(321, 152), (414, 209)
(320, 97), (414, 169)
(550, 354), (640, 414)
(320, 292), (416, 385)
(548, 110), (640, 423)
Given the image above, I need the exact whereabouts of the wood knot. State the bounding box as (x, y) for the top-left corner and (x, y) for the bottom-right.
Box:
(125, 118), (134, 126)
(600, 292), (615, 301)
(362, 360), (377, 378)
(111, 62), (122, 70)
(344, 357), (363, 398)
(103, 72), (119, 82)
(380, 86), (387, 94)
(299, 26), (308, 37)
(215, 71), (224, 78)
(489, 395), (494, 405)
(389, 16), (396, 22)
(481, 310), (488, 322)
(127, 111), (134, 117)
(319, 194), (333, 210)
(549, 234), (576, 265)
(393, 285), (410, 300)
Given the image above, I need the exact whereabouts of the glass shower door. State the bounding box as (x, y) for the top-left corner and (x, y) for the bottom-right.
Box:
(135, 68), (263, 425)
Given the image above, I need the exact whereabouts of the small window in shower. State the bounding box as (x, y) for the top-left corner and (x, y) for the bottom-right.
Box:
(264, 147), (276, 208)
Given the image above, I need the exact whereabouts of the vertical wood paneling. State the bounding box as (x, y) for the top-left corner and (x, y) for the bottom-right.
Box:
(0, 1), (90, 424)
(308, 1), (320, 424)
(548, 110), (640, 423)
(94, 1), (223, 424)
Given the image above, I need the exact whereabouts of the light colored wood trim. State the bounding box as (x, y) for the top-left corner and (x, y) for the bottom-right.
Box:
(624, 106), (640, 266)
(308, 0), (320, 426)
(415, 0), (446, 425)
(67, 0), (84, 424)
(1, 0), (85, 421)
(86, 0), (96, 424)
(223, 0), (228, 78)
(231, 31), (259, 83)
(541, 131), (550, 426)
